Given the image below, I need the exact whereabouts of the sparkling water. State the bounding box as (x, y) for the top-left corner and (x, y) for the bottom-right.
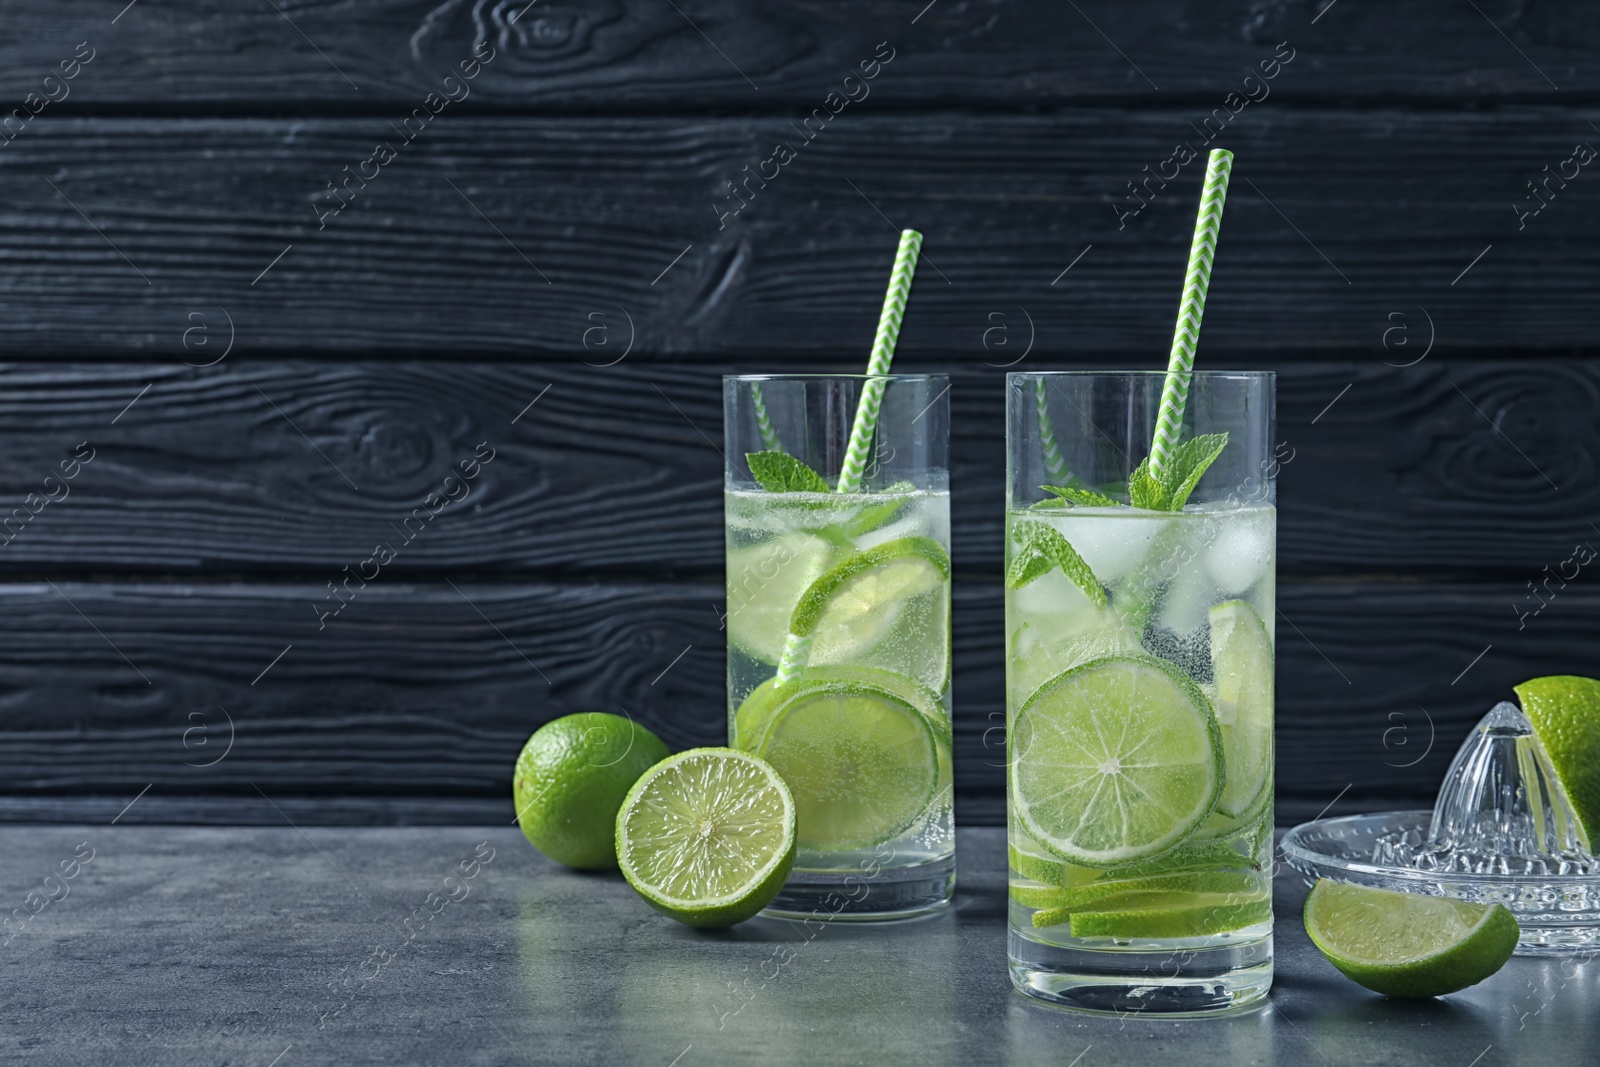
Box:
(726, 487), (954, 918)
(1006, 502), (1277, 1014)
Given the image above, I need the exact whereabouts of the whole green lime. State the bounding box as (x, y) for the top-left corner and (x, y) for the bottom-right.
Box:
(514, 713), (669, 869)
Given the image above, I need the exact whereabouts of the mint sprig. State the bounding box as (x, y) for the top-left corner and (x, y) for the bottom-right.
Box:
(1125, 432), (1229, 511)
(1006, 520), (1106, 607)
(746, 450), (829, 493)
(1162, 433), (1229, 510)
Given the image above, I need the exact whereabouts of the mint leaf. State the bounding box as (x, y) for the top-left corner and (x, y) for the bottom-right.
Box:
(1127, 459), (1169, 511)
(746, 451), (829, 493)
(1006, 542), (1053, 588)
(846, 480), (917, 535)
(1161, 432), (1229, 510)
(1040, 485), (1120, 508)
(1006, 521), (1106, 607)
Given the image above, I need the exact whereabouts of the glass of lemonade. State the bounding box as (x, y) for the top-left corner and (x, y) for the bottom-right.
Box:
(724, 374), (954, 919)
(1005, 370), (1276, 1015)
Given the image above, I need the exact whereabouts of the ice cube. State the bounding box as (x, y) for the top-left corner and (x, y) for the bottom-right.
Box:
(1203, 509), (1274, 596)
(1156, 551), (1214, 636)
(1042, 511), (1169, 584)
(1011, 567), (1096, 621)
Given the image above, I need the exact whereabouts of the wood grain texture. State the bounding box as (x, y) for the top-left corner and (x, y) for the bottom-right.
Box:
(0, 359), (1588, 574)
(0, 578), (1585, 822)
(1, 0), (1593, 107)
(0, 111), (1597, 358)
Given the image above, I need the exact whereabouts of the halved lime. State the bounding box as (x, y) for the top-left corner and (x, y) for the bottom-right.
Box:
(736, 669), (943, 852)
(1057, 890), (1270, 938)
(726, 530), (848, 665)
(1513, 675), (1600, 850)
(1011, 655), (1223, 867)
(1304, 880), (1519, 997)
(792, 537), (950, 692)
(615, 747), (795, 928)
(1209, 600), (1274, 816)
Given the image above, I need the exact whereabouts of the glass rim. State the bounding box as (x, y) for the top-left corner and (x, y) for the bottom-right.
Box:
(724, 372), (948, 384)
(1007, 369), (1274, 381)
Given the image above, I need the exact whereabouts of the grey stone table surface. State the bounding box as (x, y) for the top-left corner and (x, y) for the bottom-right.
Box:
(1, 825), (1590, 1066)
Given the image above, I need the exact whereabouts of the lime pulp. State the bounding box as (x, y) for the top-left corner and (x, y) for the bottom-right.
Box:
(616, 748), (796, 928)
(1010, 655), (1224, 868)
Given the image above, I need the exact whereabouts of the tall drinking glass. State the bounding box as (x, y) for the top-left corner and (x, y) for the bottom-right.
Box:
(1005, 370), (1276, 1014)
(724, 374), (954, 919)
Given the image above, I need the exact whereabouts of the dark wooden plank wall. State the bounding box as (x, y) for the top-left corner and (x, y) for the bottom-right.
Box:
(1, 0), (1594, 825)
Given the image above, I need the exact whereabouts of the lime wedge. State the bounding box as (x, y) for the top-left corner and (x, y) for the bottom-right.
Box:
(736, 669), (943, 851)
(1011, 655), (1223, 867)
(616, 748), (796, 928)
(1513, 675), (1600, 850)
(726, 530), (848, 665)
(1209, 600), (1274, 817)
(1304, 880), (1519, 997)
(1058, 891), (1270, 938)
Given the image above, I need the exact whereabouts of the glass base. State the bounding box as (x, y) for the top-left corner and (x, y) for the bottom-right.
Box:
(763, 854), (955, 922)
(1008, 929), (1273, 1017)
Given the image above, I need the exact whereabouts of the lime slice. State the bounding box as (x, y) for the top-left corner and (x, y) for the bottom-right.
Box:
(1008, 837), (1258, 891)
(1209, 600), (1274, 817)
(1513, 675), (1600, 850)
(736, 666), (945, 749)
(616, 748), (796, 928)
(1011, 655), (1223, 867)
(737, 670), (943, 852)
(1057, 891), (1270, 938)
(791, 537), (950, 691)
(1008, 844), (1074, 888)
(1011, 870), (1258, 912)
(726, 530), (848, 665)
(1303, 880), (1519, 997)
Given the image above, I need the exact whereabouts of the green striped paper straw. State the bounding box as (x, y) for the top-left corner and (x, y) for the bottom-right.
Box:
(750, 382), (782, 452)
(1034, 378), (1069, 483)
(774, 229), (923, 685)
(834, 229), (923, 493)
(1149, 149), (1233, 481)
